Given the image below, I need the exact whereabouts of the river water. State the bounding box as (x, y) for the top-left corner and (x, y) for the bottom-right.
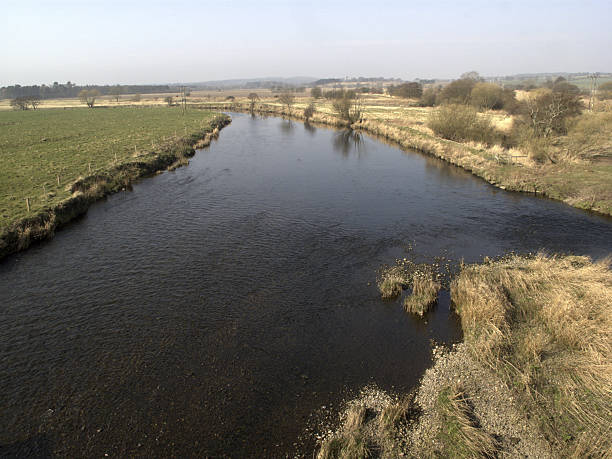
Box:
(1, 113), (611, 457)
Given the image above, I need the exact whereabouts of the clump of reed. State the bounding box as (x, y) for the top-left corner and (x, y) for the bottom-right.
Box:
(377, 265), (409, 299)
(403, 271), (441, 316)
(451, 253), (612, 457)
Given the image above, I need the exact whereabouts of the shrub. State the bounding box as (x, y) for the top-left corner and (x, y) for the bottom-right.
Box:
(332, 96), (363, 124)
(388, 82), (423, 99)
(303, 102), (316, 121)
(418, 88), (438, 107)
(311, 87), (322, 98)
(438, 78), (476, 104)
(470, 82), (504, 110)
(428, 104), (499, 145)
(597, 81), (612, 100)
(563, 112), (612, 160)
(324, 89), (356, 100)
(519, 88), (582, 137)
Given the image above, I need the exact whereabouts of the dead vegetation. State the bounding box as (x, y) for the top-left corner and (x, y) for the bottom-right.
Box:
(403, 271), (441, 316)
(377, 259), (443, 316)
(451, 253), (612, 457)
(316, 387), (417, 459)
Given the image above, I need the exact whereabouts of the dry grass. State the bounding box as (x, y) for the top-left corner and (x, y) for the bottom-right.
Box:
(317, 404), (371, 459)
(317, 390), (416, 459)
(436, 384), (498, 458)
(451, 253), (612, 457)
(377, 265), (408, 299)
(403, 272), (441, 316)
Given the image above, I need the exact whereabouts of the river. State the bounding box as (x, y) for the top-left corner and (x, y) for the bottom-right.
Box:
(1, 113), (611, 457)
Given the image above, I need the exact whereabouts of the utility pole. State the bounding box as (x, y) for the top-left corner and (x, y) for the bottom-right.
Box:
(588, 73), (599, 111)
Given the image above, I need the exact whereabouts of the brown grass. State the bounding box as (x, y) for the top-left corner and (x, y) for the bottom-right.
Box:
(403, 272), (441, 316)
(451, 253), (612, 457)
(316, 388), (417, 459)
(377, 265), (408, 299)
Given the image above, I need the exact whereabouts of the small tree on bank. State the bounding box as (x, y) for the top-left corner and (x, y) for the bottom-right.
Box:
(79, 89), (101, 108)
(303, 102), (316, 122)
(248, 92), (259, 112)
(109, 85), (123, 102)
(278, 92), (295, 115)
(332, 96), (363, 124)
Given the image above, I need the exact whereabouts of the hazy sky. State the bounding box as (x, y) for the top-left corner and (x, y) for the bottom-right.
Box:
(2, 0), (611, 85)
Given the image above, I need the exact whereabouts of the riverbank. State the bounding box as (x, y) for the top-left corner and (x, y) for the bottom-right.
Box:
(199, 100), (612, 217)
(0, 108), (230, 260)
(315, 253), (611, 458)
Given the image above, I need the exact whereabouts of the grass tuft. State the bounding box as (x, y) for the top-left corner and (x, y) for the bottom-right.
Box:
(403, 271), (441, 316)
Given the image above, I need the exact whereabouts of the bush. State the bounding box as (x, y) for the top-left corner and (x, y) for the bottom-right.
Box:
(564, 112), (612, 160)
(310, 87), (322, 98)
(510, 123), (552, 163)
(324, 89), (355, 100)
(388, 82), (423, 99)
(428, 104), (499, 145)
(519, 88), (582, 137)
(418, 88), (438, 107)
(438, 78), (476, 104)
(597, 81), (612, 100)
(470, 82), (504, 110)
(303, 102), (315, 121)
(332, 96), (363, 124)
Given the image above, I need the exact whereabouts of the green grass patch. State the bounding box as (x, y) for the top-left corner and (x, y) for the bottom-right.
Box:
(0, 106), (222, 231)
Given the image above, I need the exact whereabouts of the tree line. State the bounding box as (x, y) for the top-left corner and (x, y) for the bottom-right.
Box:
(0, 82), (173, 100)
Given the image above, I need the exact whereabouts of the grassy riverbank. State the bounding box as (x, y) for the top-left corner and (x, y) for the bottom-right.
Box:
(317, 254), (611, 458)
(9, 91), (610, 215)
(0, 107), (229, 259)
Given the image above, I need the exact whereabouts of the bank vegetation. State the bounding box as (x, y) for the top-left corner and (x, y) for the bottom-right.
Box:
(317, 253), (611, 458)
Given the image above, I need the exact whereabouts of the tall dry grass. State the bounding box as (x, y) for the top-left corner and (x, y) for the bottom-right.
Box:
(451, 253), (612, 457)
(403, 271), (441, 316)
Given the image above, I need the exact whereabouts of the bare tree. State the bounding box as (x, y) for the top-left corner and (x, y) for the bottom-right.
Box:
(278, 92), (295, 115)
(303, 102), (316, 121)
(10, 97), (29, 110)
(79, 89), (101, 108)
(109, 85), (123, 102)
(248, 92), (259, 112)
(311, 86), (322, 98)
(28, 96), (41, 110)
(164, 96), (174, 106)
(522, 89), (582, 137)
(332, 95), (363, 124)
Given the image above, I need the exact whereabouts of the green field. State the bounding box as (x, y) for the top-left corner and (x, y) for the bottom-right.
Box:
(0, 107), (219, 230)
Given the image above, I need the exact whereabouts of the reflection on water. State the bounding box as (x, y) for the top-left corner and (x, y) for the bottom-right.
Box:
(0, 113), (610, 458)
(303, 121), (317, 136)
(279, 118), (295, 134)
(333, 129), (365, 157)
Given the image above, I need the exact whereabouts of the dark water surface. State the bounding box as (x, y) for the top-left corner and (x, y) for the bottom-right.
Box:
(1, 114), (611, 457)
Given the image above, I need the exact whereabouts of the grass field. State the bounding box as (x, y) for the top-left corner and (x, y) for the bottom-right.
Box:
(0, 106), (221, 231)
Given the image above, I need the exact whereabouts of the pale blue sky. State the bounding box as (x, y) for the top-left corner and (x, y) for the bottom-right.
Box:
(2, 0), (611, 85)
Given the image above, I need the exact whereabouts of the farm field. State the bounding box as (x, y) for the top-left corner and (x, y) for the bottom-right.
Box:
(0, 106), (220, 230)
